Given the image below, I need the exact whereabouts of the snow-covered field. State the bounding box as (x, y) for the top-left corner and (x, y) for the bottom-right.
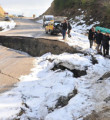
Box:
(0, 16), (110, 120)
(0, 20), (16, 32)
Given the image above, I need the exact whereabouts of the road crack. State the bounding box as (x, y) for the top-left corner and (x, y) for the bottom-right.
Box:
(0, 70), (20, 81)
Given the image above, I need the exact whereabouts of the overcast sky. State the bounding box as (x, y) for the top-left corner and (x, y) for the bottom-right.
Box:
(0, 0), (53, 17)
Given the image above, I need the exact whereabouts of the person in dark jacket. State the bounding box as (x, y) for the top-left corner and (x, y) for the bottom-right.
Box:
(88, 27), (95, 48)
(67, 22), (72, 38)
(62, 19), (67, 40)
(95, 30), (103, 53)
(102, 33), (110, 56)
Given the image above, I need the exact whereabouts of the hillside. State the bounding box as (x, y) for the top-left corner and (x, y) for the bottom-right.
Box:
(0, 6), (5, 18)
(44, 0), (110, 27)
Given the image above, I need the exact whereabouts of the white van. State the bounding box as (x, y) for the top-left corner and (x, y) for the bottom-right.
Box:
(43, 15), (54, 27)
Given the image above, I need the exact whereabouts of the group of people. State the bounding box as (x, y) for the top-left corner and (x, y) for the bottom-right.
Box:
(61, 19), (72, 40)
(88, 27), (110, 56)
(61, 20), (110, 57)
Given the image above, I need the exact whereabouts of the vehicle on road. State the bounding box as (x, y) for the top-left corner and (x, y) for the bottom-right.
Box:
(4, 16), (10, 21)
(18, 15), (24, 18)
(45, 21), (62, 35)
(43, 15), (54, 27)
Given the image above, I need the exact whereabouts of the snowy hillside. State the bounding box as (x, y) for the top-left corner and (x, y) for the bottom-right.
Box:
(70, 14), (100, 34)
(44, 0), (110, 27)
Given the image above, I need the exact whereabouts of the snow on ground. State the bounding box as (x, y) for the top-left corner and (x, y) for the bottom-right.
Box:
(70, 14), (100, 34)
(36, 19), (43, 24)
(61, 14), (100, 52)
(58, 27), (98, 54)
(0, 20), (16, 32)
(0, 16), (110, 120)
(57, 14), (108, 54)
(0, 52), (110, 120)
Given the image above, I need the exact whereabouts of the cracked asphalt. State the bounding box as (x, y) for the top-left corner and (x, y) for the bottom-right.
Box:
(0, 17), (62, 93)
(0, 45), (34, 93)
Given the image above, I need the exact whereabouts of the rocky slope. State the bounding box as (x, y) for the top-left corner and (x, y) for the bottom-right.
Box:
(44, 0), (110, 27)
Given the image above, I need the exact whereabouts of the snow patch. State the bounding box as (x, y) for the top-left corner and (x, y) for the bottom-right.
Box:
(71, 14), (100, 34)
(0, 20), (16, 32)
(36, 19), (43, 24)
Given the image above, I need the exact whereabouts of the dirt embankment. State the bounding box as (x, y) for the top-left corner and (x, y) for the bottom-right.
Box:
(84, 108), (110, 120)
(0, 36), (82, 57)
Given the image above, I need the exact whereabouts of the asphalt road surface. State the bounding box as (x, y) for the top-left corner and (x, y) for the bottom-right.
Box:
(0, 18), (62, 93)
(0, 45), (34, 93)
(0, 17), (62, 39)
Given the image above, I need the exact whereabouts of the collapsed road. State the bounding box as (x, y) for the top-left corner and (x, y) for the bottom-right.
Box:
(0, 17), (81, 93)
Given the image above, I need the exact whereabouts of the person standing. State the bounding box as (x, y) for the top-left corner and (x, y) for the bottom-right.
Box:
(67, 22), (72, 38)
(88, 27), (95, 48)
(95, 30), (103, 53)
(102, 33), (110, 56)
(62, 19), (67, 40)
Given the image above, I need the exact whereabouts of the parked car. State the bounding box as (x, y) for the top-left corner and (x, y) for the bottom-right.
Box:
(43, 15), (54, 27)
(4, 16), (10, 21)
(45, 21), (62, 35)
(18, 15), (24, 18)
